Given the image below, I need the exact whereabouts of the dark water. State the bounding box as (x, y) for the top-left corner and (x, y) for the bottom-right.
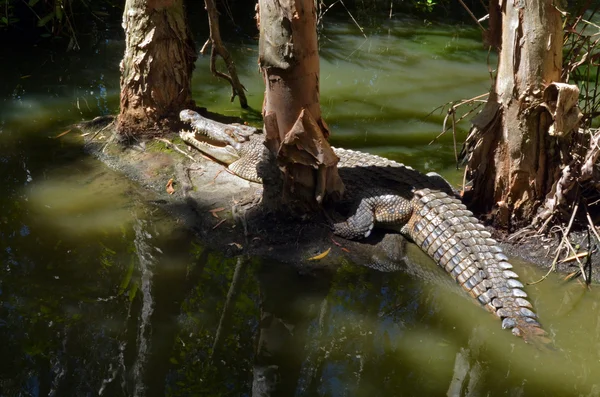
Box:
(1, 17), (600, 397)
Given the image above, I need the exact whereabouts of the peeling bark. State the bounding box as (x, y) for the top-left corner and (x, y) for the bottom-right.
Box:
(258, 0), (343, 207)
(117, 0), (196, 136)
(463, 0), (581, 229)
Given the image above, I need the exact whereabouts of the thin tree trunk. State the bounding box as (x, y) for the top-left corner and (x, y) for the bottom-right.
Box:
(204, 0), (248, 108)
(257, 0), (344, 207)
(117, 0), (196, 136)
(463, 0), (580, 229)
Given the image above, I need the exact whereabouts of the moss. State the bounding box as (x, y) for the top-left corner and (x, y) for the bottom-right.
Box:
(146, 139), (174, 153)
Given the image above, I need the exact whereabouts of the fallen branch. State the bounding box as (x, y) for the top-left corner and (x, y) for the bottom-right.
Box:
(204, 0), (248, 108)
(154, 138), (198, 163)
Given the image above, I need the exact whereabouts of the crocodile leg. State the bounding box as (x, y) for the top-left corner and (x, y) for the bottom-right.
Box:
(403, 188), (548, 342)
(332, 195), (413, 239)
(332, 198), (376, 239)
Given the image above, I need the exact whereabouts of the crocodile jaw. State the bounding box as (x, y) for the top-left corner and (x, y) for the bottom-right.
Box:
(179, 109), (241, 150)
(179, 130), (240, 165)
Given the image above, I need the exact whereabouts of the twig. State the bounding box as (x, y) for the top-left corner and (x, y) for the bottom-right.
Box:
(154, 138), (198, 163)
(339, 0), (367, 38)
(452, 108), (458, 166)
(428, 93), (488, 146)
(89, 119), (115, 141)
(317, 0), (340, 26)
(200, 38), (211, 55)
(456, 0), (486, 31)
(204, 0), (248, 108)
(212, 219), (226, 229)
(529, 200), (579, 285)
(563, 235), (588, 284)
(559, 251), (589, 263)
(585, 205), (600, 244)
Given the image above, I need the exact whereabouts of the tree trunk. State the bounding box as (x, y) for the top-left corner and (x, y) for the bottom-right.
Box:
(257, 0), (344, 208)
(463, 0), (581, 229)
(117, 0), (196, 136)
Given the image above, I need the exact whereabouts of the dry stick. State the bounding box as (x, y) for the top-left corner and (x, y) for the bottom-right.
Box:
(529, 201), (579, 285)
(451, 108), (458, 166)
(154, 138), (198, 163)
(200, 38), (211, 55)
(89, 119), (115, 141)
(560, 251), (589, 263)
(536, 210), (555, 235)
(585, 206), (600, 244)
(317, 0), (340, 26)
(428, 98), (486, 145)
(204, 0), (248, 108)
(563, 234), (588, 284)
(456, 0), (486, 31)
(339, 0), (367, 38)
(427, 93), (488, 126)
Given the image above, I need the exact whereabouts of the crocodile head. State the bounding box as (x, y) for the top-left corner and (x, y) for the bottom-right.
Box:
(179, 109), (249, 163)
(179, 109), (264, 182)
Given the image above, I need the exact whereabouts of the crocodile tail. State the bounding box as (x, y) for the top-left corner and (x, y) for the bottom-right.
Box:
(404, 188), (549, 344)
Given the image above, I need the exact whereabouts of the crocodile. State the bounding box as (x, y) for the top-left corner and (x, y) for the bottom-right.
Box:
(179, 109), (549, 344)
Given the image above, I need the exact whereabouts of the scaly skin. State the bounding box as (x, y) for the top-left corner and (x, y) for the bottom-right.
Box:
(179, 110), (549, 344)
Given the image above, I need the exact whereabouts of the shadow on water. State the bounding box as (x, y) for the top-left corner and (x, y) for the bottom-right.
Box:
(2, 15), (600, 397)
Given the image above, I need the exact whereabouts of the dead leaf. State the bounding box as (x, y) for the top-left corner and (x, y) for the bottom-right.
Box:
(308, 247), (331, 261)
(330, 237), (342, 247)
(209, 207), (226, 218)
(229, 242), (243, 249)
(53, 129), (72, 139)
(166, 178), (175, 194)
(564, 271), (580, 281)
(341, 247), (350, 253)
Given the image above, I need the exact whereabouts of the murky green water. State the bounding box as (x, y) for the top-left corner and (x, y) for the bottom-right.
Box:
(1, 17), (600, 397)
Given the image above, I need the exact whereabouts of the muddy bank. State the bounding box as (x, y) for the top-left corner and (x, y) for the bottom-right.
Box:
(77, 115), (597, 283)
(78, 116), (428, 278)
